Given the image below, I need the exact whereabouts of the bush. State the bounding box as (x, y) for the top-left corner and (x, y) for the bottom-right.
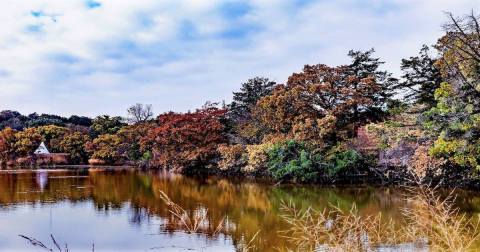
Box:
(218, 144), (247, 171)
(409, 144), (446, 179)
(266, 140), (322, 182)
(326, 149), (362, 176)
(244, 143), (271, 173)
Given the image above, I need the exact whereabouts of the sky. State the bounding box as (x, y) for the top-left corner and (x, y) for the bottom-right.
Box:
(0, 0), (478, 117)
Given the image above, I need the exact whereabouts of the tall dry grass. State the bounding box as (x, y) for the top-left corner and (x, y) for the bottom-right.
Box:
(279, 202), (403, 251)
(158, 190), (225, 235)
(279, 185), (480, 252)
(402, 186), (480, 251)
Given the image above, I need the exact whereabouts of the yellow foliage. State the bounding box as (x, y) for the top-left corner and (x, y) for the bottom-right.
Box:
(217, 144), (247, 171)
(244, 136), (285, 173)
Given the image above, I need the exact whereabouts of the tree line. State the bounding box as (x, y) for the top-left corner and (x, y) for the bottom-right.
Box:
(1, 12), (479, 185)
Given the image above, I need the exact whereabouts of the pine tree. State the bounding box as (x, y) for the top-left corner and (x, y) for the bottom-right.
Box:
(398, 45), (442, 107)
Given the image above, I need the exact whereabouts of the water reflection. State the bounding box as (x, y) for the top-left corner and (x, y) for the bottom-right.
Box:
(0, 169), (480, 251)
(36, 171), (48, 192)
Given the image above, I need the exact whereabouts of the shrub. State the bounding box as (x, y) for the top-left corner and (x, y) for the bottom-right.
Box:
(217, 144), (247, 171)
(326, 148), (362, 176)
(266, 140), (322, 182)
(409, 144), (446, 179)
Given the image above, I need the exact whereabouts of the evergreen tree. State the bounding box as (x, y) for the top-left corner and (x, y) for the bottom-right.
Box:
(228, 77), (277, 122)
(398, 45), (442, 107)
(346, 49), (398, 121)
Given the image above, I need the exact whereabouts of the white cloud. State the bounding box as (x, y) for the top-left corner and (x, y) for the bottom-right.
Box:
(0, 0), (478, 117)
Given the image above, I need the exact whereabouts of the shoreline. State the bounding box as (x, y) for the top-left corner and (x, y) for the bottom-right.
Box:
(3, 164), (480, 191)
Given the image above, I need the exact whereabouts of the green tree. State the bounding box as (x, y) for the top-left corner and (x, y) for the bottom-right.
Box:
(228, 77), (277, 122)
(398, 45), (443, 107)
(423, 12), (480, 170)
(90, 115), (126, 137)
(346, 49), (398, 121)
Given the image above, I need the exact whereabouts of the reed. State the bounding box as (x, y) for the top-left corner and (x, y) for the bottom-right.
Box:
(279, 185), (480, 252)
(279, 201), (402, 251)
(158, 190), (225, 235)
(402, 186), (480, 252)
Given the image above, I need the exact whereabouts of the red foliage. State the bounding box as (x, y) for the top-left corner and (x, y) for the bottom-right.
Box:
(141, 106), (227, 172)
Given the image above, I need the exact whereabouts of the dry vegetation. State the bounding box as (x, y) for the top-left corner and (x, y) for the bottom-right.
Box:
(402, 186), (480, 251)
(279, 202), (404, 251)
(158, 190), (225, 235)
(279, 185), (480, 252)
(22, 187), (480, 252)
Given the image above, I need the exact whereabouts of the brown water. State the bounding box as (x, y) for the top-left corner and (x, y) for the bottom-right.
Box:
(1, 168), (480, 251)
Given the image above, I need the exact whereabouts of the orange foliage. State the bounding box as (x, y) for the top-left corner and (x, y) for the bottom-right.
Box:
(142, 106), (227, 172)
(252, 64), (383, 149)
(0, 128), (16, 164)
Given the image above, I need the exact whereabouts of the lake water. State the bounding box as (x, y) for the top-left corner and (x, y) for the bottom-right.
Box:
(1, 168), (480, 251)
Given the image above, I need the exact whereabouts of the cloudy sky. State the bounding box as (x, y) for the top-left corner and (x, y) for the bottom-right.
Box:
(0, 0), (478, 117)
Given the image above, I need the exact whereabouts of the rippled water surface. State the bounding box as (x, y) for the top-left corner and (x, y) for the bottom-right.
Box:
(1, 168), (480, 251)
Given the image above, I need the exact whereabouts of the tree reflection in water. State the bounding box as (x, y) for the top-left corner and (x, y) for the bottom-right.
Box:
(1, 168), (480, 251)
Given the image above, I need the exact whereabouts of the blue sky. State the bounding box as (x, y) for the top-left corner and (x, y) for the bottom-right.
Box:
(0, 0), (478, 117)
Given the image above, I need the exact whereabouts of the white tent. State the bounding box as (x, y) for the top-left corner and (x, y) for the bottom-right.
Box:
(34, 142), (50, 155)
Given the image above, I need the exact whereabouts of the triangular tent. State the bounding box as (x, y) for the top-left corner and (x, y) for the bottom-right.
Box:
(34, 142), (50, 154)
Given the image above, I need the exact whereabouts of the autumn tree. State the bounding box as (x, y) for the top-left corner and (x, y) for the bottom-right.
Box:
(0, 128), (16, 164)
(36, 125), (71, 153)
(436, 12), (480, 92)
(423, 12), (480, 170)
(127, 103), (153, 124)
(59, 131), (90, 164)
(253, 60), (385, 147)
(85, 134), (122, 164)
(13, 128), (42, 156)
(116, 123), (153, 161)
(141, 105), (227, 173)
(398, 45), (443, 106)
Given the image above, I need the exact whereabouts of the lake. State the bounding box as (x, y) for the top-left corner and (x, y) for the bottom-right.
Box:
(1, 168), (480, 251)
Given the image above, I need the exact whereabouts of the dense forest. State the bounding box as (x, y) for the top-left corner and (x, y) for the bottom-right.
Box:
(1, 12), (480, 186)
